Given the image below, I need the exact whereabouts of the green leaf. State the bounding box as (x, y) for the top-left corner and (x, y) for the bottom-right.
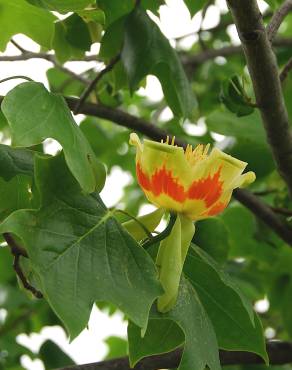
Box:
(206, 110), (266, 140)
(0, 145), (34, 181)
(0, 246), (14, 282)
(121, 7), (197, 118)
(26, 0), (93, 12)
(193, 218), (230, 264)
(104, 336), (128, 360)
(0, 0), (55, 51)
(39, 340), (75, 368)
(0, 175), (32, 220)
(97, 0), (134, 27)
(64, 14), (92, 51)
(205, 110), (275, 177)
(1, 82), (106, 193)
(0, 154), (162, 339)
(128, 319), (184, 365)
(221, 205), (278, 262)
(184, 246), (268, 361)
(184, 0), (208, 16)
(129, 277), (220, 370)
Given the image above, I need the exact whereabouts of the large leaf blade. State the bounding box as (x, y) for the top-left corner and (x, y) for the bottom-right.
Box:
(1, 82), (105, 193)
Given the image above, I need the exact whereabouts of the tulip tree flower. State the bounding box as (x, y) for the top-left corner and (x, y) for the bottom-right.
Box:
(129, 133), (256, 312)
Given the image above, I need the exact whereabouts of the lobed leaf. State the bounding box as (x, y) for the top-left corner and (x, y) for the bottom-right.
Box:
(0, 154), (162, 339)
(1, 82), (105, 193)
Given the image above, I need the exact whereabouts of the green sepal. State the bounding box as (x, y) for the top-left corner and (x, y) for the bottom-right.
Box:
(156, 214), (195, 312)
(122, 208), (165, 241)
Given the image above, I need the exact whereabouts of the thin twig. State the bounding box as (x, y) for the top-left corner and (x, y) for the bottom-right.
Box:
(3, 233), (28, 258)
(3, 233), (43, 299)
(271, 206), (292, 216)
(280, 57), (292, 83)
(13, 254), (43, 298)
(0, 75), (33, 84)
(74, 54), (121, 114)
(10, 39), (27, 53)
(57, 341), (292, 370)
(267, 0), (292, 42)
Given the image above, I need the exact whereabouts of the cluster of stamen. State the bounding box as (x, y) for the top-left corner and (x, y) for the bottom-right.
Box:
(185, 143), (210, 165)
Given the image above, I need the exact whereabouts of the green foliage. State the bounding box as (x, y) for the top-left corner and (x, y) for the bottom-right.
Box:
(39, 340), (75, 368)
(121, 7), (197, 118)
(0, 1), (291, 369)
(0, 154), (162, 339)
(0, 0), (55, 51)
(220, 76), (255, 117)
(129, 277), (220, 370)
(1, 82), (106, 193)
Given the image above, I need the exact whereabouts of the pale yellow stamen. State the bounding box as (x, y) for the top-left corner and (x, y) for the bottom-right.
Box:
(171, 136), (175, 146)
(184, 143), (210, 166)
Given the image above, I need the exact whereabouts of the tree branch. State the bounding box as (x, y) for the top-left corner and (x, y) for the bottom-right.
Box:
(73, 54), (121, 114)
(57, 341), (292, 370)
(233, 189), (292, 244)
(181, 37), (292, 68)
(267, 0), (292, 42)
(227, 0), (292, 197)
(280, 57), (292, 83)
(3, 233), (43, 298)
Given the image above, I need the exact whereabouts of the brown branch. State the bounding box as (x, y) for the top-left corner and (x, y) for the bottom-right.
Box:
(280, 57), (292, 83)
(227, 0), (292, 197)
(271, 206), (292, 216)
(182, 37), (292, 68)
(3, 233), (43, 299)
(57, 341), (292, 370)
(3, 232), (28, 258)
(267, 0), (292, 42)
(73, 54), (121, 114)
(65, 97), (184, 146)
(233, 189), (292, 245)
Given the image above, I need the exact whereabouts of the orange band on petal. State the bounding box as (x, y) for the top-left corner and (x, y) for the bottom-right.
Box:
(188, 167), (223, 207)
(137, 162), (151, 191)
(136, 162), (186, 203)
(152, 166), (186, 202)
(206, 201), (227, 216)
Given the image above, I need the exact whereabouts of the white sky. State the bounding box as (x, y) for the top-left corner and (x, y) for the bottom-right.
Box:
(0, 1), (269, 368)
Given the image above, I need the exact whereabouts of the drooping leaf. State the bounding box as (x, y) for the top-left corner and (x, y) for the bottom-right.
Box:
(1, 82), (106, 193)
(0, 0), (55, 51)
(121, 7), (197, 118)
(0, 154), (162, 339)
(184, 246), (268, 361)
(128, 277), (220, 370)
